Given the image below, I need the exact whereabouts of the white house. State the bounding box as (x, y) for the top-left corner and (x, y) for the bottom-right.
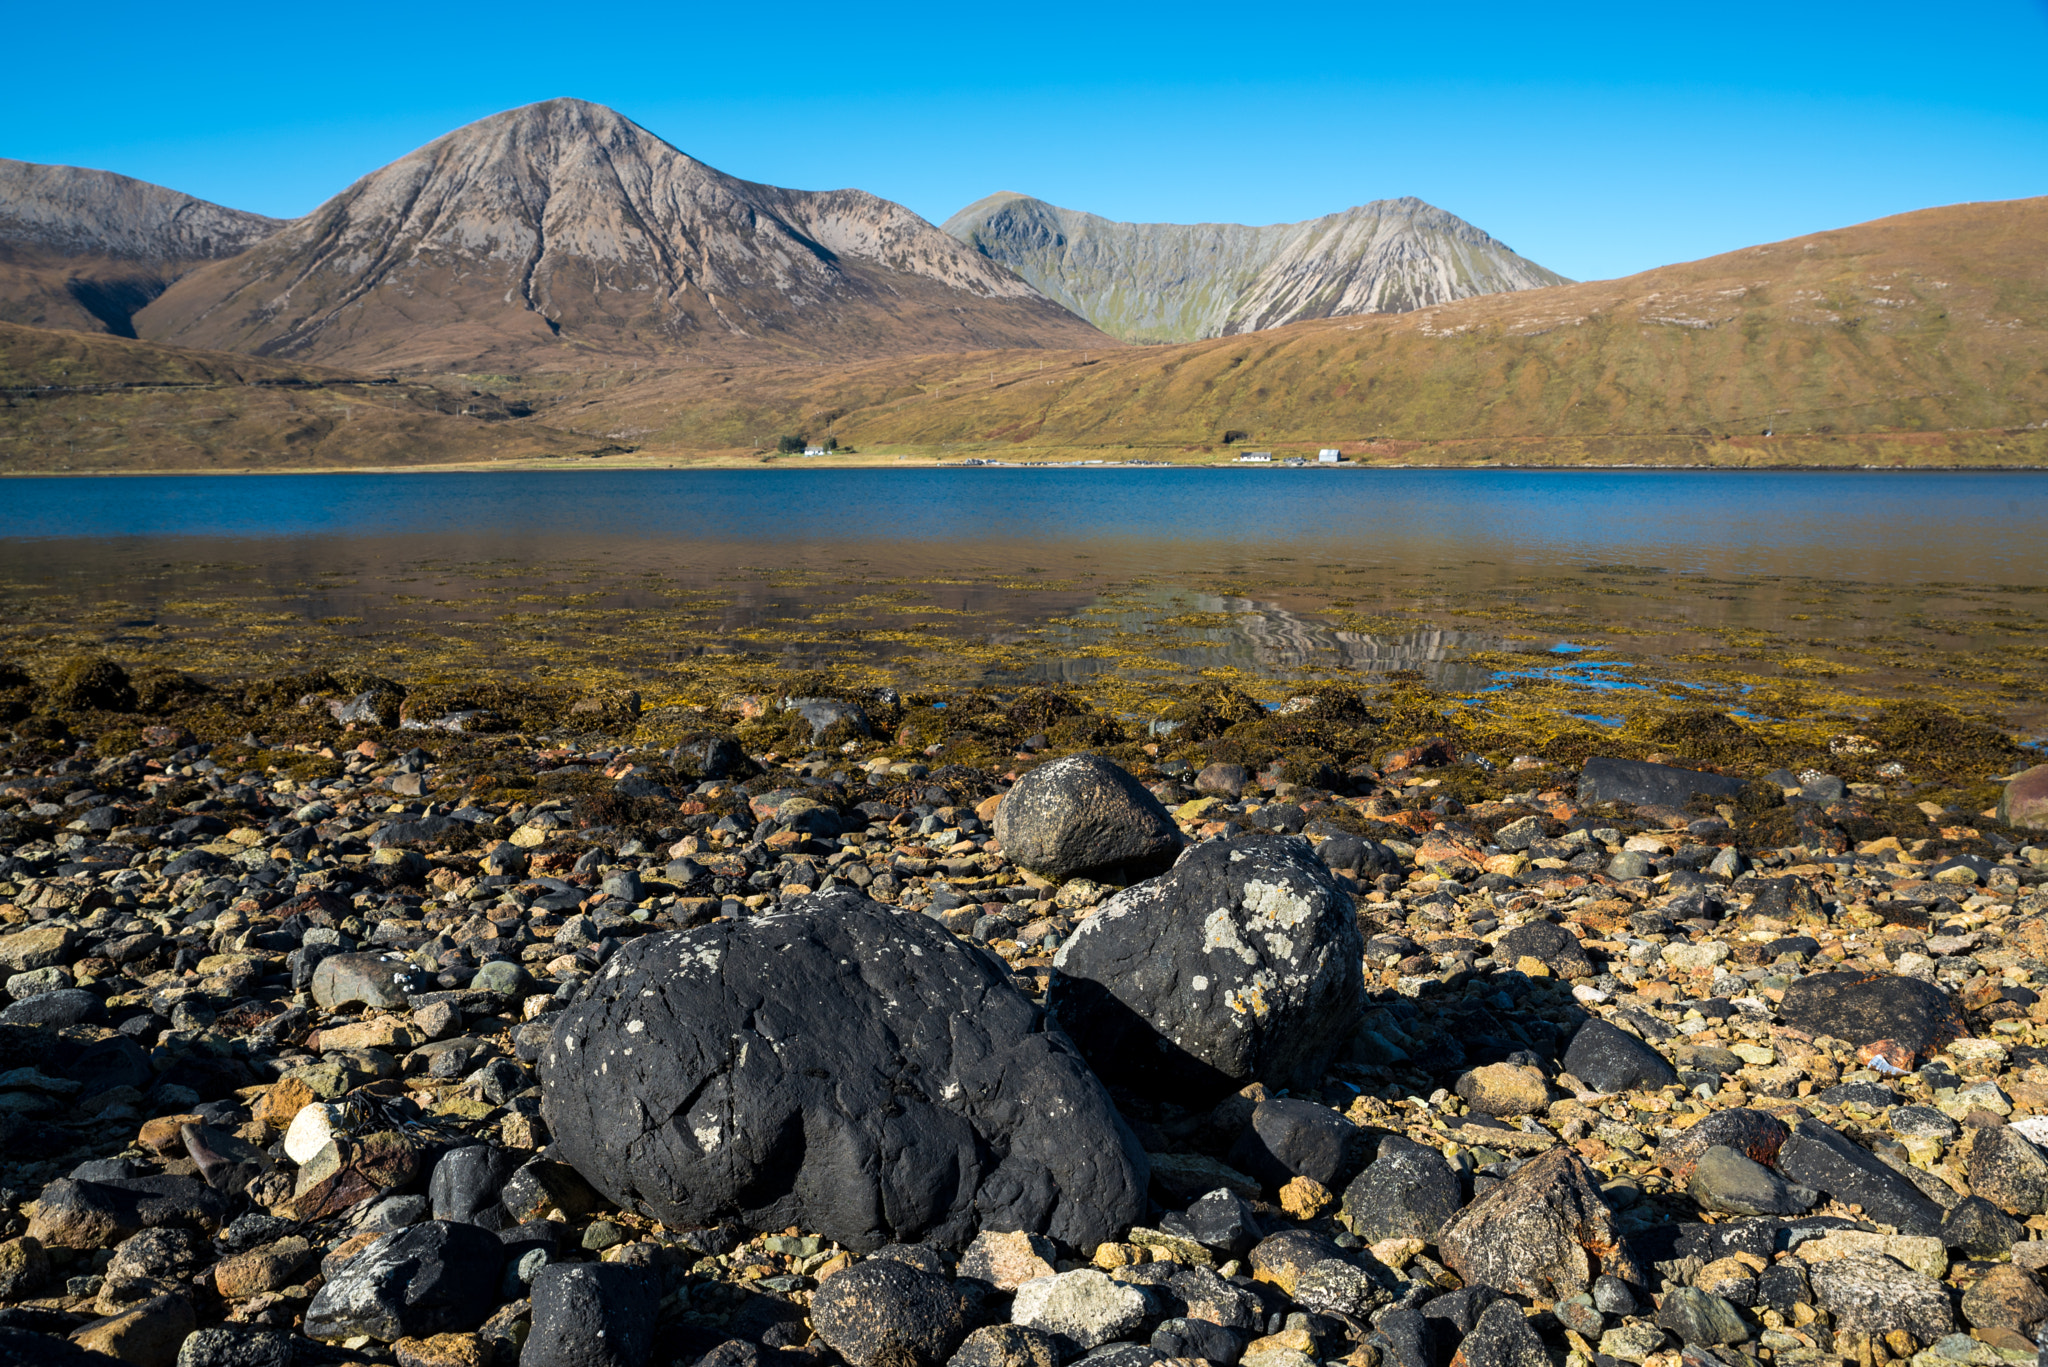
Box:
(1235, 451), (1273, 463)
(803, 445), (828, 457)
(1318, 448), (1345, 463)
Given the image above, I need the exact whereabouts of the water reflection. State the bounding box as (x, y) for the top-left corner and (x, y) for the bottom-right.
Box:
(0, 469), (2044, 732)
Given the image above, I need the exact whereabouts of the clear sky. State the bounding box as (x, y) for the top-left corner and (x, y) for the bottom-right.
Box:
(7, 0), (2046, 283)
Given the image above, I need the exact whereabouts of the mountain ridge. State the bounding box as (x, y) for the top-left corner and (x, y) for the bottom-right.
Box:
(942, 192), (1568, 343)
(0, 159), (285, 336)
(134, 99), (1107, 369)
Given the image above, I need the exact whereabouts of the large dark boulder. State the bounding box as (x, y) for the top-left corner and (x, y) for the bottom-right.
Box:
(994, 755), (1183, 882)
(1047, 833), (1364, 1103)
(1577, 758), (1747, 809)
(1778, 973), (1966, 1069)
(540, 892), (1147, 1252)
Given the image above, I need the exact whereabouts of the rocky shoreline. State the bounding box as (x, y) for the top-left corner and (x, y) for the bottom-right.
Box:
(1, 657), (2047, 1367)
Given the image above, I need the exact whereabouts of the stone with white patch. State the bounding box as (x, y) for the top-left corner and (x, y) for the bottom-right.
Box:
(993, 754), (1184, 882)
(540, 891), (1147, 1251)
(1047, 833), (1365, 1102)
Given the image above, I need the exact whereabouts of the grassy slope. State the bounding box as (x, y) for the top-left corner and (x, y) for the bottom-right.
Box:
(2, 196), (2045, 469)
(0, 323), (593, 471)
(573, 196), (2048, 460)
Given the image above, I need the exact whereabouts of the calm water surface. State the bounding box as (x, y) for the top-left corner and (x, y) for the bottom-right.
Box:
(3, 468), (2044, 581)
(1, 468), (2043, 731)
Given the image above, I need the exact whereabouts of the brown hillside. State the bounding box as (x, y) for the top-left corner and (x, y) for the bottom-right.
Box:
(0, 322), (589, 471)
(136, 99), (1108, 371)
(4, 196), (2045, 470)
(569, 195), (2048, 453)
(0, 160), (284, 337)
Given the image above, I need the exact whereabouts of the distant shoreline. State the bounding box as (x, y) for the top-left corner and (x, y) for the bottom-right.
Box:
(6, 458), (2048, 478)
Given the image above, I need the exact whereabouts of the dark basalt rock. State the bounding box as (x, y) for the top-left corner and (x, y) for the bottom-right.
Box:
(1577, 758), (1748, 810)
(1562, 1019), (1677, 1094)
(811, 1259), (969, 1367)
(993, 755), (1183, 882)
(1778, 972), (1966, 1068)
(522, 1261), (662, 1367)
(1157, 1187), (1264, 1259)
(1341, 1136), (1460, 1245)
(1226, 1097), (1357, 1192)
(1774, 1119), (1944, 1235)
(301, 1219), (503, 1343)
(1047, 834), (1364, 1103)
(540, 892), (1147, 1252)
(1492, 920), (1593, 979)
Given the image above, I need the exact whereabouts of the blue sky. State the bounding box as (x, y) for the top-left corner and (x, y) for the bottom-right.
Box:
(7, 1), (2046, 283)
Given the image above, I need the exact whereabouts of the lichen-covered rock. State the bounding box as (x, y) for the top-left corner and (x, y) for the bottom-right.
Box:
(812, 1259), (969, 1367)
(1968, 1124), (2048, 1216)
(1048, 834), (1364, 1102)
(1009, 1269), (1149, 1355)
(1807, 1252), (1954, 1342)
(993, 755), (1183, 882)
(1437, 1147), (1641, 1300)
(540, 892), (1147, 1252)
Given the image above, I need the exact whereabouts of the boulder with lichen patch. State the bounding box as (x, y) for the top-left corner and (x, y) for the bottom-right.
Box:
(540, 892), (1147, 1252)
(1048, 833), (1364, 1103)
(993, 754), (1183, 883)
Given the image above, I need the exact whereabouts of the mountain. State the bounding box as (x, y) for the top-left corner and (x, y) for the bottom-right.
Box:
(0, 160), (284, 337)
(13, 196), (2044, 472)
(135, 99), (1107, 370)
(941, 193), (1569, 343)
(568, 196), (2048, 462)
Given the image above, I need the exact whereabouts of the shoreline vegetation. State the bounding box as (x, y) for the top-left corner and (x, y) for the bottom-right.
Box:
(7, 435), (2048, 478)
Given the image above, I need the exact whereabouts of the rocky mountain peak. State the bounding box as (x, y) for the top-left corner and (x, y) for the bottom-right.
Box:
(942, 192), (1569, 343)
(135, 99), (1102, 368)
(0, 158), (283, 262)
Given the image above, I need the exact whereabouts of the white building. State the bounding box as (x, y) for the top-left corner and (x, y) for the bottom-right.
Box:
(1318, 448), (1345, 463)
(1235, 451), (1273, 463)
